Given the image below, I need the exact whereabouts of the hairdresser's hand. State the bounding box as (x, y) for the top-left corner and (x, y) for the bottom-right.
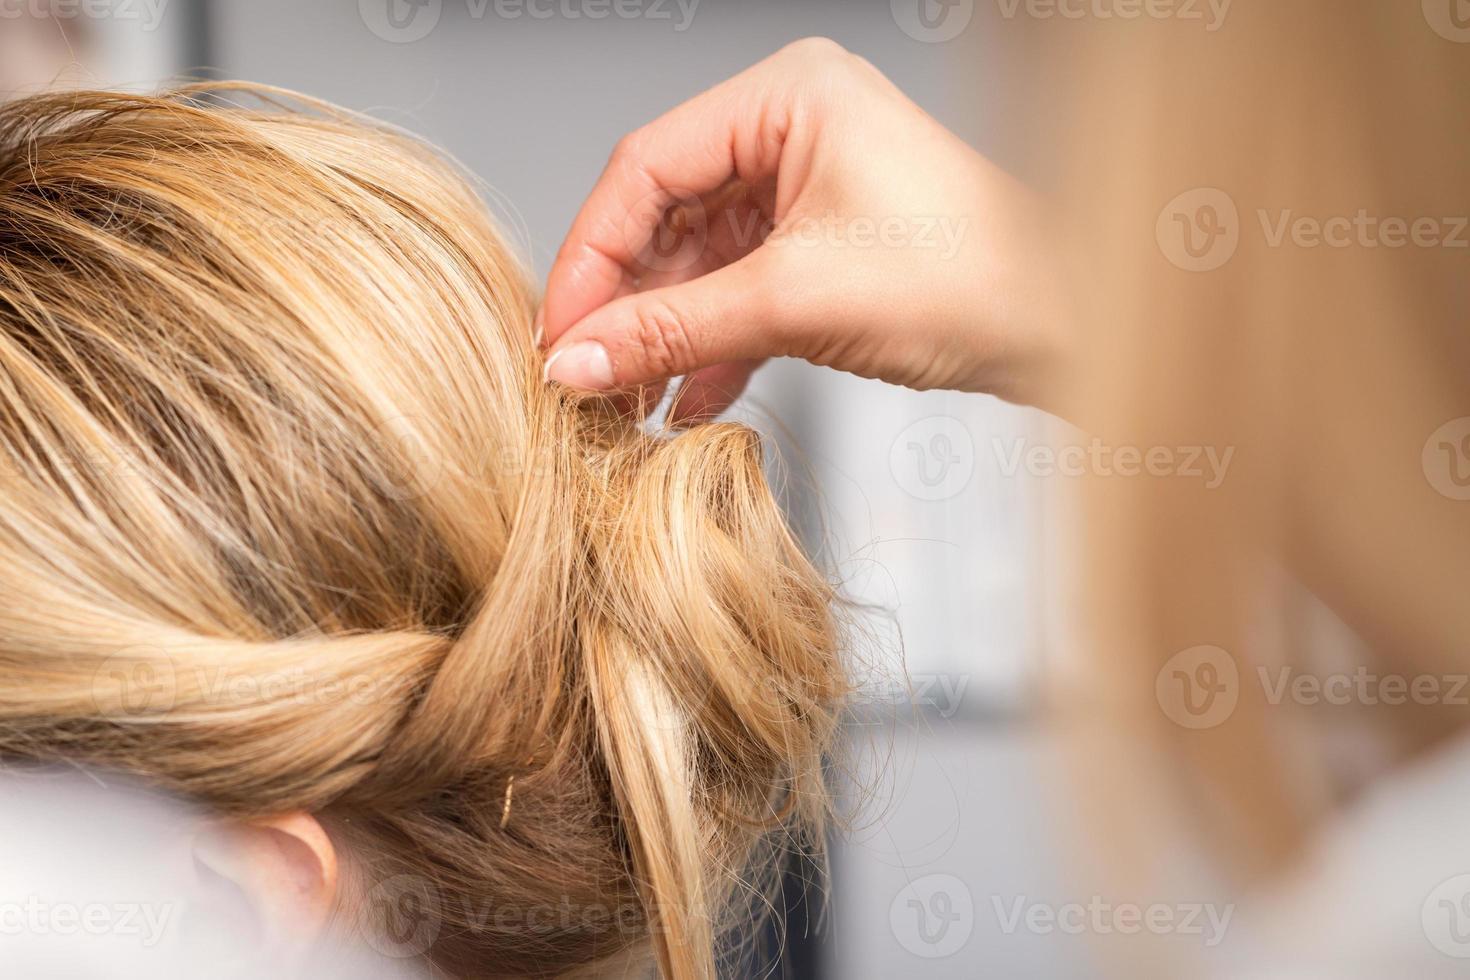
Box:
(540, 38), (1069, 423)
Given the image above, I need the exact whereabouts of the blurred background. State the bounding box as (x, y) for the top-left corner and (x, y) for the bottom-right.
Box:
(2, 2), (1076, 976)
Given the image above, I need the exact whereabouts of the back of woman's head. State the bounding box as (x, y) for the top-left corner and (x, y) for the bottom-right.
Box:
(0, 85), (846, 978)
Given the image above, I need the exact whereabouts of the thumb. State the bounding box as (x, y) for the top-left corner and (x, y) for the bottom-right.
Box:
(542, 255), (786, 391)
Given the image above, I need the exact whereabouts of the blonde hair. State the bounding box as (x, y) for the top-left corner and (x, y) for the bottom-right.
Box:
(0, 85), (846, 978)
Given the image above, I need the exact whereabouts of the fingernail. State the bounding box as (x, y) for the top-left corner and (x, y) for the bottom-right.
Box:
(543, 341), (615, 390)
(531, 310), (545, 349)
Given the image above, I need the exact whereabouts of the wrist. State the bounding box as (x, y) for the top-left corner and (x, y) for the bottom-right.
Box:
(965, 172), (1080, 419)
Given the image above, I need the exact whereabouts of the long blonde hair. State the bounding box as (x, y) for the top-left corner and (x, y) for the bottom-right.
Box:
(0, 85), (846, 979)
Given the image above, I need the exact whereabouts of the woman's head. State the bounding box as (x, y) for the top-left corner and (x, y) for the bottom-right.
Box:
(0, 85), (845, 978)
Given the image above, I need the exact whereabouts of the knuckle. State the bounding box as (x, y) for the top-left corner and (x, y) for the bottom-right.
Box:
(632, 300), (698, 378)
(553, 234), (587, 267)
(779, 37), (864, 102)
(846, 51), (887, 83)
(610, 128), (648, 166)
(782, 36), (850, 62)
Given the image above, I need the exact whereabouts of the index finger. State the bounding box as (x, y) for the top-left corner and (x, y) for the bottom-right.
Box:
(540, 56), (795, 346)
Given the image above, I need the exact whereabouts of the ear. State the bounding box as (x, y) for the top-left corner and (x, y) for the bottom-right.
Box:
(191, 812), (339, 947)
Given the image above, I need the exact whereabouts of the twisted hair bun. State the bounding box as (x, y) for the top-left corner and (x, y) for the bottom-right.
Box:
(0, 85), (846, 978)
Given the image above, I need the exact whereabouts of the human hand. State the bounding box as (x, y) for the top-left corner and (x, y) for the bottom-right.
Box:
(540, 38), (1068, 423)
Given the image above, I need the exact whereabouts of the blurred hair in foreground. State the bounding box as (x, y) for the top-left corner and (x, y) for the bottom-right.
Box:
(996, 1), (1470, 975)
(0, 84), (847, 979)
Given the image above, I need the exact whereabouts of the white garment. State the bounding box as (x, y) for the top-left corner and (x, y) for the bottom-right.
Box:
(1222, 732), (1470, 978)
